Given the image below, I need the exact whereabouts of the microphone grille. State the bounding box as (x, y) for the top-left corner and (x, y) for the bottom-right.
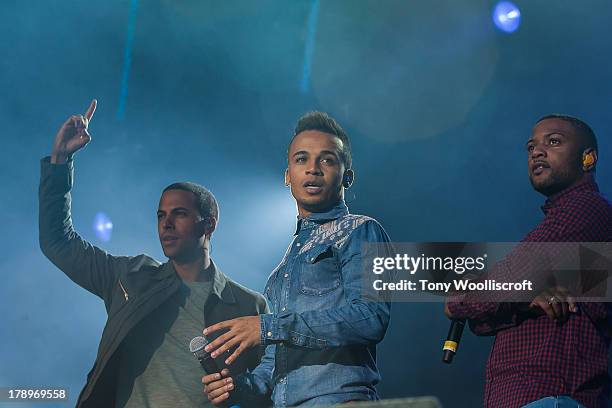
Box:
(189, 336), (209, 359)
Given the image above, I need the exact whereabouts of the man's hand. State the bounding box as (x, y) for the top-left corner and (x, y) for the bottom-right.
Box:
(51, 99), (97, 164)
(202, 368), (233, 406)
(203, 315), (261, 365)
(444, 299), (454, 319)
(528, 286), (577, 322)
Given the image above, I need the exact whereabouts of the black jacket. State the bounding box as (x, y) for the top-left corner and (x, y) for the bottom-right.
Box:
(39, 158), (268, 407)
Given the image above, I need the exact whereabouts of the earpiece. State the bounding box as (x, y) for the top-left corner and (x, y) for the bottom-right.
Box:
(583, 152), (595, 167)
(342, 170), (353, 188)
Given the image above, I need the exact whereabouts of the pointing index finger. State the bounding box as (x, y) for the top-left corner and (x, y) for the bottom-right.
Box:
(85, 99), (97, 121)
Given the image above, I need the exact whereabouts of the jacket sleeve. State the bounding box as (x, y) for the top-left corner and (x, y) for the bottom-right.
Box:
(38, 157), (131, 303)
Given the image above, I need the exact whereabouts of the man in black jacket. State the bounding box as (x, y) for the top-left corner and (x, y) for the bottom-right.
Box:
(39, 99), (268, 407)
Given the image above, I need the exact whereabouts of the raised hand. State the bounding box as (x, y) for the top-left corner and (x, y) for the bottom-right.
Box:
(51, 99), (97, 164)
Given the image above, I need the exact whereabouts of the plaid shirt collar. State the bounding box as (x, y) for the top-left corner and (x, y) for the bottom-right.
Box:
(541, 178), (599, 214)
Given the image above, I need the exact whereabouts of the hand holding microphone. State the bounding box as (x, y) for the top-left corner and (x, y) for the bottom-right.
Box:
(190, 336), (234, 406)
(202, 369), (234, 406)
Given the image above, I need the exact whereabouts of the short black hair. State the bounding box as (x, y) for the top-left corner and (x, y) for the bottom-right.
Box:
(162, 182), (219, 221)
(289, 111), (352, 169)
(536, 114), (598, 152)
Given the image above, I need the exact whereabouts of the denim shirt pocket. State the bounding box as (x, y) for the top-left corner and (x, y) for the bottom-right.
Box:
(299, 244), (341, 296)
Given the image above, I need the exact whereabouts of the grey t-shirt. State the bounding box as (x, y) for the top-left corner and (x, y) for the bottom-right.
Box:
(115, 279), (213, 408)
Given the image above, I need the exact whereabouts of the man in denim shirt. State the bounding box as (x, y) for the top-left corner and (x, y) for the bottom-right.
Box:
(202, 112), (392, 406)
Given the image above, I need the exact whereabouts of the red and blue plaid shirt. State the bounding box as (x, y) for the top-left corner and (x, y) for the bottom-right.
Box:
(448, 179), (612, 408)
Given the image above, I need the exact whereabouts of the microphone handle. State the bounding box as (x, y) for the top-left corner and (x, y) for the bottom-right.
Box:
(199, 355), (234, 408)
(442, 319), (465, 364)
(198, 354), (221, 374)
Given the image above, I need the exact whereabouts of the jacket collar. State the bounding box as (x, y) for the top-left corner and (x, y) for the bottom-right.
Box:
(209, 259), (237, 304)
(155, 258), (236, 304)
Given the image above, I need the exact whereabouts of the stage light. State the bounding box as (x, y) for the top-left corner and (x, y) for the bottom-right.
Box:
(93, 212), (113, 242)
(493, 1), (521, 33)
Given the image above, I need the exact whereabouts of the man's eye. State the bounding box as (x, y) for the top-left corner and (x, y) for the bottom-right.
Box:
(321, 157), (336, 164)
(157, 214), (163, 220)
(549, 138), (560, 145)
(527, 145), (534, 152)
(295, 157), (307, 163)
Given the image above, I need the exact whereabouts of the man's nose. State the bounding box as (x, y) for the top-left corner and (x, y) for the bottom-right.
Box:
(163, 216), (175, 229)
(531, 144), (546, 159)
(306, 159), (322, 175)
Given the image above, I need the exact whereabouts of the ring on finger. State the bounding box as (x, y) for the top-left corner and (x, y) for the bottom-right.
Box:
(548, 296), (557, 305)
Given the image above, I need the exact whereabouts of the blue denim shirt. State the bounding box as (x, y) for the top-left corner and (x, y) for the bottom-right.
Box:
(235, 201), (392, 407)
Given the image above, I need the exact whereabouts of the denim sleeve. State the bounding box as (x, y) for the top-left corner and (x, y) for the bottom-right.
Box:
(260, 220), (391, 348)
(233, 343), (275, 407)
(232, 288), (275, 405)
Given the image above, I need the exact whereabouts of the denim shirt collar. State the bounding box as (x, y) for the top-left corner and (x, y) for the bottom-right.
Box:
(294, 200), (349, 235)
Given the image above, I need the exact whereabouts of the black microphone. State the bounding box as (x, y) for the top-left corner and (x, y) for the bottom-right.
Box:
(189, 336), (221, 374)
(442, 319), (465, 364)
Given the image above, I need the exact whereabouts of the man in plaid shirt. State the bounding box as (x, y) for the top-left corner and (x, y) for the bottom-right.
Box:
(446, 115), (611, 408)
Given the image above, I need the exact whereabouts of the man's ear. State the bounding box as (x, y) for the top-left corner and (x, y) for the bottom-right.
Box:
(284, 168), (290, 187)
(204, 217), (217, 238)
(196, 217), (217, 239)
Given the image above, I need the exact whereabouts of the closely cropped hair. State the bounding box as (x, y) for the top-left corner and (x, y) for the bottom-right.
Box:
(290, 111), (352, 169)
(537, 114), (598, 152)
(162, 182), (219, 222)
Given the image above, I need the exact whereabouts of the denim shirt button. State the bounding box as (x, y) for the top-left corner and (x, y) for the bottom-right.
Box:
(291, 336), (298, 342)
(280, 377), (286, 384)
(267, 331), (272, 337)
(284, 273), (289, 278)
(281, 307), (286, 311)
(296, 242), (301, 247)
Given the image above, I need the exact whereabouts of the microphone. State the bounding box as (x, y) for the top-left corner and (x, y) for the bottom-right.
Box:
(442, 319), (465, 364)
(190, 336), (234, 408)
(189, 336), (221, 374)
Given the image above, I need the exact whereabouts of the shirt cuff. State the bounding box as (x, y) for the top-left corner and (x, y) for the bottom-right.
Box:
(40, 156), (74, 191)
(41, 156), (73, 166)
(259, 313), (327, 348)
(260, 313), (284, 345)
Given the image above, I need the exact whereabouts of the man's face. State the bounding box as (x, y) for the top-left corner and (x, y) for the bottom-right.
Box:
(285, 130), (346, 217)
(527, 118), (584, 196)
(157, 189), (205, 261)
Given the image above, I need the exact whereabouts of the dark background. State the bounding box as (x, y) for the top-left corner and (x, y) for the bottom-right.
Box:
(1, 1), (611, 407)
